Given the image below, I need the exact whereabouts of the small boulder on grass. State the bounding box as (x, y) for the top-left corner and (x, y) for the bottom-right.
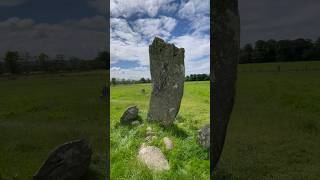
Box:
(120, 106), (139, 125)
(197, 124), (210, 149)
(33, 139), (92, 180)
(163, 137), (174, 150)
(131, 120), (141, 126)
(138, 143), (170, 171)
(145, 127), (156, 142)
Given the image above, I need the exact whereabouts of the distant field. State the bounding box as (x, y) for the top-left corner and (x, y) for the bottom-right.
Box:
(110, 82), (210, 179)
(0, 70), (107, 179)
(239, 60), (320, 72)
(215, 61), (320, 179)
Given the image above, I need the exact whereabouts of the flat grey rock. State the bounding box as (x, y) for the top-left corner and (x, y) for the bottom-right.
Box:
(33, 139), (92, 180)
(120, 106), (139, 125)
(197, 124), (210, 149)
(147, 37), (185, 126)
(138, 144), (169, 171)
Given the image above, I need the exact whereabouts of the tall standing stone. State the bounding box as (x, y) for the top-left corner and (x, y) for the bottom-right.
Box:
(147, 37), (185, 126)
(211, 0), (240, 173)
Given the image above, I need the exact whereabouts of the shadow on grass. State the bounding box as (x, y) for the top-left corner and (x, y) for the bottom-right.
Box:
(213, 169), (233, 180)
(160, 123), (189, 139)
(82, 167), (104, 180)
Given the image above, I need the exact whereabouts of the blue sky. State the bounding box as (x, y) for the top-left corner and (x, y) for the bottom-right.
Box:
(110, 0), (210, 80)
(0, 0), (106, 59)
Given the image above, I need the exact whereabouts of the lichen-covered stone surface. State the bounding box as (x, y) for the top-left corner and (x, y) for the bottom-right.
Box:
(33, 139), (92, 180)
(197, 124), (210, 149)
(147, 37), (185, 126)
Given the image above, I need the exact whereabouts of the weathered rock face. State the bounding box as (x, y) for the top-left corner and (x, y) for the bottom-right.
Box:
(197, 124), (210, 149)
(147, 37), (185, 126)
(34, 139), (92, 180)
(211, 0), (240, 171)
(120, 106), (139, 125)
(138, 144), (170, 171)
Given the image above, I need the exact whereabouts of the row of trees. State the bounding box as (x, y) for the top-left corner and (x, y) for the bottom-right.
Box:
(0, 51), (108, 74)
(111, 74), (210, 85)
(186, 74), (210, 81)
(111, 77), (152, 85)
(240, 38), (320, 64)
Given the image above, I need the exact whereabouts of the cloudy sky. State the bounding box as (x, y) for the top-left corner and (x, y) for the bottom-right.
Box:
(240, 0), (320, 45)
(110, 0), (210, 80)
(1, 0), (319, 77)
(0, 0), (106, 59)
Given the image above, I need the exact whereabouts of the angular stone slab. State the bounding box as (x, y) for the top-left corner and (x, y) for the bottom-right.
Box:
(33, 139), (92, 180)
(147, 37), (185, 126)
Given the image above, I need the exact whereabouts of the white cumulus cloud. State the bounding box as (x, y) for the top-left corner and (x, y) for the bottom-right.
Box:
(111, 0), (175, 18)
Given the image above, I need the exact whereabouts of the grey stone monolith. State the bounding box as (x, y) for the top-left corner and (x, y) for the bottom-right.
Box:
(147, 37), (185, 126)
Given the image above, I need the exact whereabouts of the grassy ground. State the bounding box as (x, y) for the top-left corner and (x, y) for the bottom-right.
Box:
(215, 62), (320, 179)
(111, 61), (320, 179)
(0, 71), (107, 179)
(110, 82), (210, 179)
(1, 61), (319, 179)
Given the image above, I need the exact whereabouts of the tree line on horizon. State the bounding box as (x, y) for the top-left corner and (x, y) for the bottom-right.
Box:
(0, 51), (109, 75)
(240, 38), (320, 64)
(111, 74), (210, 85)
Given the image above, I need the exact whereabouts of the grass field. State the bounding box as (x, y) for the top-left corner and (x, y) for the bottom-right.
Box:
(110, 82), (210, 179)
(215, 61), (320, 179)
(1, 61), (319, 179)
(0, 71), (107, 179)
(111, 61), (320, 179)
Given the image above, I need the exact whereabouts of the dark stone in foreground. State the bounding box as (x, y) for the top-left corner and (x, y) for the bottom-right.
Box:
(147, 37), (185, 126)
(120, 106), (139, 125)
(33, 139), (92, 180)
(197, 124), (210, 149)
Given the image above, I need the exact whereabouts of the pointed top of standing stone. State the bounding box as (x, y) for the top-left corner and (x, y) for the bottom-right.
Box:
(151, 37), (185, 53)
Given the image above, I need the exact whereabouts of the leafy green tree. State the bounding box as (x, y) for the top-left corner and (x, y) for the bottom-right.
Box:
(37, 53), (49, 71)
(94, 51), (109, 69)
(139, 77), (146, 83)
(0, 62), (4, 74)
(4, 51), (20, 74)
(240, 44), (253, 64)
(111, 78), (117, 85)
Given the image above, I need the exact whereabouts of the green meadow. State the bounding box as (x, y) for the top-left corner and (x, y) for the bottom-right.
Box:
(111, 61), (320, 179)
(0, 71), (107, 179)
(215, 61), (320, 179)
(0, 61), (319, 179)
(110, 81), (210, 179)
